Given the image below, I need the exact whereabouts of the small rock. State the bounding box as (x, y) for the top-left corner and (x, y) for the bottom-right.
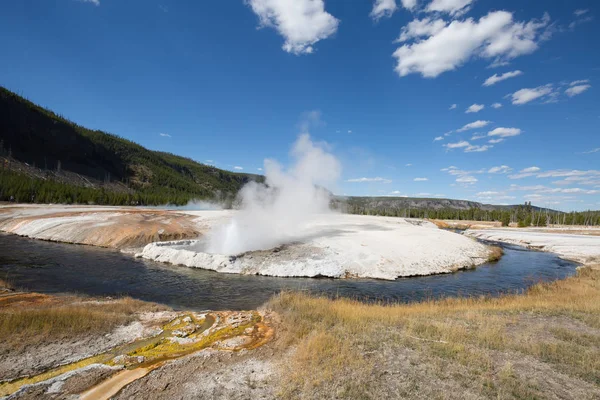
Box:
(182, 316), (192, 323)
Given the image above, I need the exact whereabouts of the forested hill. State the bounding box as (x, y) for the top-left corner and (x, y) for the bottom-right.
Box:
(0, 86), (262, 205)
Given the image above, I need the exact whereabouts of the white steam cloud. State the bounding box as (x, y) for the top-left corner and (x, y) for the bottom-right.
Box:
(206, 133), (341, 255)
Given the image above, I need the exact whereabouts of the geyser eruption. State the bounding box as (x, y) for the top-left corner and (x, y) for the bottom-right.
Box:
(207, 133), (341, 255)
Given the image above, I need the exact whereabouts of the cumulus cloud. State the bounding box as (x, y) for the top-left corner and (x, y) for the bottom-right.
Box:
(488, 127), (521, 137)
(78, 0), (99, 5)
(488, 165), (512, 174)
(565, 84), (591, 97)
(522, 166), (541, 173)
(457, 120), (491, 132)
(491, 102), (502, 108)
(393, 11), (551, 78)
(488, 138), (504, 144)
(471, 134), (485, 140)
(414, 177), (428, 181)
(397, 18), (447, 42)
(426, 0), (475, 17)
(159, 133), (172, 138)
(346, 177), (393, 183)
(466, 103), (484, 113)
(449, 103), (457, 110)
(400, 0), (418, 11)
(483, 70), (523, 86)
(371, 0), (398, 21)
(510, 84), (555, 104)
(246, 0), (339, 55)
(234, 166), (244, 170)
(434, 136), (444, 141)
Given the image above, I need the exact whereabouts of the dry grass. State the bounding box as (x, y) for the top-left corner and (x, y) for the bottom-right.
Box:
(487, 245), (504, 262)
(268, 267), (600, 399)
(0, 294), (167, 349)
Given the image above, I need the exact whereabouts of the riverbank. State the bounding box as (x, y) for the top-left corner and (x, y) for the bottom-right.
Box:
(0, 205), (203, 249)
(0, 281), (276, 399)
(465, 228), (600, 266)
(2, 267), (599, 399)
(267, 266), (600, 399)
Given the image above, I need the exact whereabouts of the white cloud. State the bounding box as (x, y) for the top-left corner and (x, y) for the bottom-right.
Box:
(414, 177), (428, 181)
(449, 104), (457, 110)
(488, 165), (512, 174)
(488, 127), (521, 137)
(159, 133), (171, 137)
(511, 184), (598, 195)
(246, 0), (339, 55)
(397, 18), (447, 42)
(434, 136), (444, 141)
(510, 84), (555, 104)
(483, 70), (523, 86)
(393, 11), (551, 78)
(522, 166), (540, 173)
(348, 130), (352, 134)
(400, 0), (418, 11)
(574, 9), (589, 17)
(405, 163), (413, 166)
(477, 191), (499, 196)
(471, 134), (485, 141)
(565, 84), (591, 97)
(465, 144), (492, 152)
(346, 177), (393, 183)
(488, 138), (504, 144)
(457, 120), (491, 132)
(582, 148), (600, 154)
(444, 140), (470, 149)
(466, 103), (484, 113)
(205, 160), (214, 164)
(233, 166), (244, 170)
(371, 0), (398, 21)
(78, 0), (100, 5)
(426, 0), (475, 17)
(491, 102), (502, 108)
(444, 140), (492, 153)
(257, 167), (263, 171)
(456, 175), (477, 184)
(570, 79), (589, 86)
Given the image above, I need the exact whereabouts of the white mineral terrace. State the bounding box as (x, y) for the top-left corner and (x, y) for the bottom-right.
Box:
(138, 211), (491, 280)
(465, 228), (600, 266)
(0, 206), (495, 280)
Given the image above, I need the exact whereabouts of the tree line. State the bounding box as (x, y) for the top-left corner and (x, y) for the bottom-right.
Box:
(343, 201), (600, 227)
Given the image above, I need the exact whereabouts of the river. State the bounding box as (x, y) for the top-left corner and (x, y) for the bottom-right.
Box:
(0, 233), (578, 310)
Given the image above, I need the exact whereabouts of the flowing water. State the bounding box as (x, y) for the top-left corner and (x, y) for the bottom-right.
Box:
(0, 233), (578, 311)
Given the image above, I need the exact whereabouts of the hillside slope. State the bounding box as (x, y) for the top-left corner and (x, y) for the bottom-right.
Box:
(0, 87), (261, 204)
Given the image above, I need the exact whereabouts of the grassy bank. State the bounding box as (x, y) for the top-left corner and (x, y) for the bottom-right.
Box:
(268, 267), (600, 399)
(0, 293), (167, 350)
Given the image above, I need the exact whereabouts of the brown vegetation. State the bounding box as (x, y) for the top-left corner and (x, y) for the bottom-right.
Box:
(0, 293), (167, 350)
(487, 245), (504, 262)
(268, 267), (600, 399)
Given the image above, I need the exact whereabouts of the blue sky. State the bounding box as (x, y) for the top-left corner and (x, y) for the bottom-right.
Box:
(1, 0), (598, 210)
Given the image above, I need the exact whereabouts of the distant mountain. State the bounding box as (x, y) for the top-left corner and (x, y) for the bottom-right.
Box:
(0, 86), (262, 204)
(333, 196), (557, 213)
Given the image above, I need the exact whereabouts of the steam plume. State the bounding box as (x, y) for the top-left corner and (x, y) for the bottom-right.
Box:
(207, 134), (341, 255)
